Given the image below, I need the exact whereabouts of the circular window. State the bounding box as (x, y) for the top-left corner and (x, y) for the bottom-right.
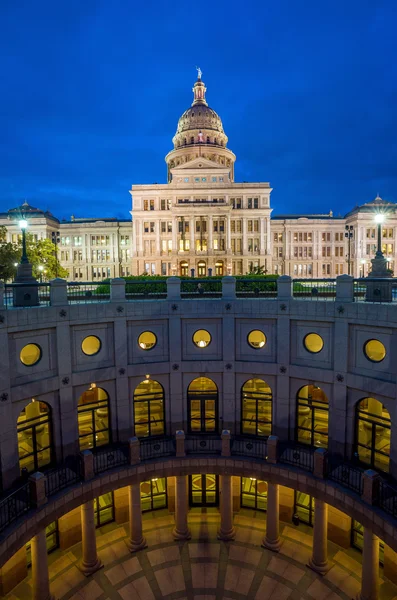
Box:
(303, 333), (324, 354)
(193, 329), (211, 348)
(138, 331), (157, 351)
(247, 330), (266, 349)
(364, 339), (386, 362)
(20, 343), (42, 366)
(81, 335), (101, 356)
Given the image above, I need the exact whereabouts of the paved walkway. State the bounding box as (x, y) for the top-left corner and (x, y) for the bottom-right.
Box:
(6, 509), (397, 599)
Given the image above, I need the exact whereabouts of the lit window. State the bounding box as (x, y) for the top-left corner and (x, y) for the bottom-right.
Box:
(193, 329), (211, 348)
(138, 331), (157, 351)
(20, 343), (42, 366)
(247, 330), (266, 349)
(303, 333), (324, 354)
(202, 177), (207, 182)
(364, 339), (386, 362)
(81, 335), (102, 356)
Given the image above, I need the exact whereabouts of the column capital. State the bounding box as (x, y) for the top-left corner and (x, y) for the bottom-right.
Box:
(129, 436), (141, 465)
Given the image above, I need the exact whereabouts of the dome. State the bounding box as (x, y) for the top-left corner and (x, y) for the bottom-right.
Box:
(175, 104), (225, 136)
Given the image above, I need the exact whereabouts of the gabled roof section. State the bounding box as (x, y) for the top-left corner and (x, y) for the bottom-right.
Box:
(171, 156), (228, 171)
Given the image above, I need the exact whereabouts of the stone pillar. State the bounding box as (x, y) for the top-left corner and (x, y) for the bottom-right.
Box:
(167, 277), (181, 301)
(356, 528), (380, 600)
(336, 275), (354, 302)
(226, 215), (232, 251)
(263, 483), (281, 551)
(126, 482), (147, 552)
(78, 501), (103, 576)
(308, 500), (330, 575)
(50, 278), (68, 306)
(31, 529), (55, 600)
(222, 276), (236, 300)
(110, 278), (126, 302)
(172, 475), (191, 540)
(218, 475), (235, 540)
(208, 215), (213, 251)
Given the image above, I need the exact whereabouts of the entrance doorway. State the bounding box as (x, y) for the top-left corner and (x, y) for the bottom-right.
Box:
(180, 261), (189, 276)
(187, 377), (218, 433)
(215, 261), (224, 276)
(197, 261), (206, 276)
(189, 474), (219, 506)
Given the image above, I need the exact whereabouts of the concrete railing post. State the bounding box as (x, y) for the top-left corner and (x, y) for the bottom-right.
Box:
(49, 278), (68, 306)
(29, 472), (47, 508)
(110, 278), (126, 302)
(167, 276), (181, 300)
(129, 436), (141, 465)
(267, 436), (279, 464)
(221, 430), (231, 457)
(277, 275), (292, 300)
(313, 448), (328, 479)
(336, 274), (354, 302)
(175, 430), (186, 458)
(80, 450), (94, 481)
(362, 470), (381, 505)
(222, 276), (236, 300)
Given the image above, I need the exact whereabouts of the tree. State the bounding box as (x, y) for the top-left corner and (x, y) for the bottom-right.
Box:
(246, 264), (268, 275)
(0, 226), (20, 281)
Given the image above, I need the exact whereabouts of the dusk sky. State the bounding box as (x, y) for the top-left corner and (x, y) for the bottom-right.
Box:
(1, 0), (396, 220)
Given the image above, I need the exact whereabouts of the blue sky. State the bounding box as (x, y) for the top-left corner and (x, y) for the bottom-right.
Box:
(1, 0), (396, 219)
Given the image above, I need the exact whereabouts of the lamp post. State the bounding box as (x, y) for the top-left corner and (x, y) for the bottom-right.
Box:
(345, 225), (354, 276)
(360, 260), (366, 278)
(38, 265), (44, 282)
(374, 213), (385, 258)
(19, 219), (28, 264)
(365, 212), (392, 302)
(13, 215), (39, 307)
(51, 231), (60, 277)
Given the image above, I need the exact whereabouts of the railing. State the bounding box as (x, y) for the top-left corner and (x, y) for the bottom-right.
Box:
(235, 278), (277, 298)
(67, 282), (110, 304)
(353, 278), (397, 303)
(292, 279), (336, 300)
(139, 436), (175, 460)
(0, 482), (31, 533)
(231, 435), (267, 459)
(376, 479), (397, 517)
(326, 456), (363, 495)
(125, 280), (167, 300)
(44, 457), (82, 497)
(185, 435), (222, 455)
(278, 442), (315, 472)
(180, 279), (222, 298)
(3, 282), (51, 309)
(93, 445), (129, 474)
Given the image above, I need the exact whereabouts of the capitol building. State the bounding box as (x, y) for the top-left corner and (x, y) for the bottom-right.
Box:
(1, 73), (397, 600)
(1, 72), (397, 280)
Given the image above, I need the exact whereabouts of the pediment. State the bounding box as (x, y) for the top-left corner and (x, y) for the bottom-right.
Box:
(171, 157), (227, 171)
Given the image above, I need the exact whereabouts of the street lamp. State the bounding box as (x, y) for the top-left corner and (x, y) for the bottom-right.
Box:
(345, 225), (354, 275)
(38, 265), (44, 282)
(360, 259), (366, 278)
(18, 219), (28, 264)
(374, 213), (385, 258)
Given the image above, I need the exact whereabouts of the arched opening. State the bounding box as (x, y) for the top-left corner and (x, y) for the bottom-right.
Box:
(296, 385), (329, 448)
(180, 261), (189, 276)
(190, 136), (194, 144)
(17, 400), (53, 473)
(241, 379), (272, 437)
(197, 260), (206, 276)
(215, 261), (224, 276)
(78, 386), (110, 450)
(355, 398), (391, 473)
(188, 377), (218, 434)
(133, 379), (165, 438)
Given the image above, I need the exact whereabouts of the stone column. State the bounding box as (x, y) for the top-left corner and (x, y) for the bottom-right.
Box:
(356, 528), (380, 600)
(31, 529), (55, 600)
(262, 483), (281, 551)
(172, 475), (191, 540)
(226, 215), (232, 251)
(208, 215), (213, 252)
(126, 482), (147, 552)
(308, 499), (330, 574)
(218, 475), (235, 540)
(78, 501), (103, 576)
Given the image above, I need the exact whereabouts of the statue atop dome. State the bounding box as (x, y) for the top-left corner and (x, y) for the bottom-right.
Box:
(196, 66), (202, 80)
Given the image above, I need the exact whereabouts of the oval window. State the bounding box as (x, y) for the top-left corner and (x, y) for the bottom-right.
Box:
(193, 329), (211, 348)
(303, 333), (324, 354)
(20, 343), (42, 366)
(81, 335), (101, 356)
(138, 331), (157, 351)
(364, 339), (386, 362)
(247, 330), (266, 349)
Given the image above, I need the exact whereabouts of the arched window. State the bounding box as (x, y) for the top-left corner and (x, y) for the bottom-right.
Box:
(17, 400), (53, 473)
(296, 385), (329, 448)
(215, 261), (224, 276)
(355, 398), (391, 473)
(78, 386), (110, 450)
(241, 379), (272, 437)
(188, 377), (218, 433)
(133, 379), (165, 438)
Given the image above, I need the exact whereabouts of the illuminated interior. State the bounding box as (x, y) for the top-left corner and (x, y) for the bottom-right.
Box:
(81, 335), (101, 356)
(296, 385), (329, 448)
(78, 385), (110, 450)
(241, 477), (268, 510)
(303, 333), (324, 353)
(356, 398), (390, 473)
(241, 378), (272, 436)
(188, 377), (218, 433)
(17, 400), (52, 473)
(364, 339), (386, 362)
(26, 521), (58, 567)
(94, 492), (114, 527)
(294, 491), (314, 525)
(192, 329), (211, 348)
(140, 478), (167, 511)
(133, 379), (165, 438)
(19, 343), (42, 366)
(215, 260), (224, 275)
(247, 330), (266, 349)
(138, 331), (157, 350)
(190, 474), (218, 505)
